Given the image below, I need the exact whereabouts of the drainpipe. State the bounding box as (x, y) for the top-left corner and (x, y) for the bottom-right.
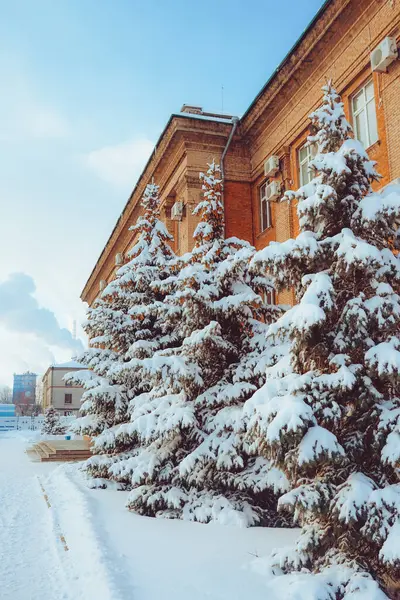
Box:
(221, 116), (239, 237)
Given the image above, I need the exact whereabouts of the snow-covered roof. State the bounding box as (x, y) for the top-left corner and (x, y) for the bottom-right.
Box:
(51, 360), (85, 370)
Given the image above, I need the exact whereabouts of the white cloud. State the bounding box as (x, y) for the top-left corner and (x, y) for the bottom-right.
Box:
(0, 272), (83, 352)
(0, 272), (86, 386)
(23, 106), (69, 139)
(0, 104), (70, 141)
(0, 58), (70, 141)
(0, 326), (77, 386)
(85, 138), (154, 188)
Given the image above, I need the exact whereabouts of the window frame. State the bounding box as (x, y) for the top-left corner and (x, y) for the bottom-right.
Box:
(64, 393), (72, 405)
(259, 181), (272, 232)
(298, 142), (317, 187)
(264, 289), (276, 306)
(351, 80), (378, 150)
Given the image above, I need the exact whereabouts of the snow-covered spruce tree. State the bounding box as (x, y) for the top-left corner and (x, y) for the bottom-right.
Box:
(67, 181), (178, 485)
(245, 82), (400, 598)
(42, 406), (66, 435)
(110, 161), (290, 527)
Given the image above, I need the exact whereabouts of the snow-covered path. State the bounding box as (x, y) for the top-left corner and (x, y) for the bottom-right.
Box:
(0, 432), (127, 600)
(0, 434), (70, 600)
(0, 432), (299, 600)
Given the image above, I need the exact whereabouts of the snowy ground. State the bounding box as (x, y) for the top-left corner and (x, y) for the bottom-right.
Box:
(0, 431), (299, 600)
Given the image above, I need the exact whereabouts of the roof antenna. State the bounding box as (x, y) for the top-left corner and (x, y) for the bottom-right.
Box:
(221, 85), (224, 115)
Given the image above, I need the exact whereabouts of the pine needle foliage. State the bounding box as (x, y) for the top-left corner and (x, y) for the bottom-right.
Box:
(67, 182), (178, 482)
(245, 82), (400, 599)
(42, 406), (66, 435)
(109, 162), (289, 527)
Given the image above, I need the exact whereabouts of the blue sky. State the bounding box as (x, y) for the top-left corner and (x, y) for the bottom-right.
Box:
(0, 0), (325, 384)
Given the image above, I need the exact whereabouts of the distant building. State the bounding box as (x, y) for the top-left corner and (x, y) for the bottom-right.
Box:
(41, 361), (86, 416)
(13, 372), (37, 415)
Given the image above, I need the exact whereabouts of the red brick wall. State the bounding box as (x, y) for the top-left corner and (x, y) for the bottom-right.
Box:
(224, 181), (253, 244)
(242, 0), (400, 307)
(381, 58), (400, 182)
(84, 0), (400, 309)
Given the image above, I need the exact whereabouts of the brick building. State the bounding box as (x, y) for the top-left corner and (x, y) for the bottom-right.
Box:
(82, 0), (400, 307)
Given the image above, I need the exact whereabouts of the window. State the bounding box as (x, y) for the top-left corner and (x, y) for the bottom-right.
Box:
(351, 80), (378, 149)
(260, 182), (271, 231)
(299, 142), (317, 186)
(264, 289), (276, 305)
(64, 393), (72, 404)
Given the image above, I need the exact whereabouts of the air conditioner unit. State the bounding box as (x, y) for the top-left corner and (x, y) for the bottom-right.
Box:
(371, 37), (398, 73)
(115, 252), (123, 266)
(264, 155), (280, 178)
(99, 280), (107, 291)
(171, 201), (183, 221)
(265, 181), (281, 202)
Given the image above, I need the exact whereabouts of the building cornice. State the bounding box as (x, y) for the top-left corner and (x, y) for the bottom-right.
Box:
(240, 0), (350, 137)
(246, 0), (390, 178)
(81, 0), (386, 305)
(81, 116), (233, 303)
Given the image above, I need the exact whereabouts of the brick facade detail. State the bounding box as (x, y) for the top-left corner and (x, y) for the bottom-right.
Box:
(82, 0), (400, 308)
